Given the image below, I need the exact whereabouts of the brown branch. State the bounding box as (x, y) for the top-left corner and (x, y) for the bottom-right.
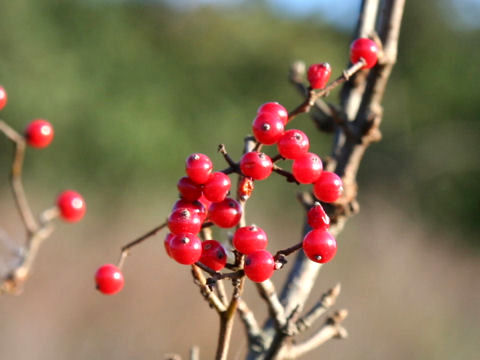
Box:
(237, 298), (264, 350)
(273, 242), (303, 270)
(272, 165), (299, 184)
(191, 264), (227, 313)
(256, 280), (287, 330)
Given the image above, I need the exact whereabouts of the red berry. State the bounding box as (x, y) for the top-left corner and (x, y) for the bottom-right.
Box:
(164, 233), (175, 257)
(277, 129), (310, 160)
(252, 112), (285, 145)
(203, 172), (231, 203)
(307, 203), (330, 230)
(185, 153), (213, 184)
(177, 176), (203, 201)
(95, 264), (124, 295)
(303, 229), (337, 264)
(307, 63), (331, 89)
(313, 172), (343, 203)
(172, 199), (207, 222)
(208, 197), (242, 228)
(0, 86), (7, 110)
(24, 119), (54, 148)
(168, 208), (202, 235)
(244, 250), (274, 283)
(198, 193), (212, 210)
(169, 233), (202, 265)
(238, 176), (254, 200)
(257, 102), (288, 125)
(233, 225), (268, 255)
(292, 152), (323, 184)
(350, 38), (379, 69)
(199, 240), (227, 271)
(57, 190), (86, 222)
(239, 151), (273, 181)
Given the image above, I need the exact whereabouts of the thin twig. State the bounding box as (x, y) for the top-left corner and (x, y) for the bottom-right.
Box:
(191, 264), (227, 313)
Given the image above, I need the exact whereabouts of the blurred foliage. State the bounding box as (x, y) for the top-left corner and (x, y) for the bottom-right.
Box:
(0, 0), (478, 244)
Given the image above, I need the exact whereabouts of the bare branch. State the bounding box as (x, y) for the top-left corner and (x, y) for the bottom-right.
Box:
(256, 280), (287, 329)
(191, 264), (227, 313)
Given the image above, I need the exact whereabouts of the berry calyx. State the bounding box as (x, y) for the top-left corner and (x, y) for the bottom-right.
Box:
(24, 119), (54, 148)
(350, 38), (379, 69)
(257, 102), (288, 125)
(185, 153), (213, 184)
(199, 240), (227, 271)
(307, 203), (330, 230)
(164, 233), (175, 258)
(177, 176), (203, 201)
(292, 152), (323, 184)
(307, 63), (332, 89)
(277, 129), (310, 160)
(233, 225), (268, 255)
(252, 112), (285, 145)
(0, 86), (7, 110)
(303, 229), (337, 264)
(57, 190), (86, 222)
(169, 233), (202, 265)
(239, 151), (273, 181)
(313, 171), (343, 203)
(203, 172), (231, 203)
(208, 197), (242, 228)
(95, 264), (124, 295)
(172, 199), (207, 222)
(244, 250), (274, 283)
(168, 208), (202, 235)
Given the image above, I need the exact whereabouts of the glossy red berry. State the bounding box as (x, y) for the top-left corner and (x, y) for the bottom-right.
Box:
(185, 153), (213, 184)
(277, 129), (310, 160)
(208, 197), (242, 228)
(240, 151), (273, 181)
(24, 119), (54, 148)
(313, 172), (344, 203)
(169, 233), (202, 265)
(307, 63), (331, 89)
(0, 86), (7, 110)
(164, 233), (175, 258)
(350, 38), (379, 69)
(244, 250), (274, 283)
(198, 193), (212, 211)
(57, 190), (86, 222)
(233, 225), (268, 255)
(307, 203), (330, 230)
(168, 208), (202, 235)
(172, 199), (207, 222)
(199, 240), (227, 271)
(177, 176), (203, 201)
(303, 229), (337, 263)
(257, 102), (288, 125)
(252, 112), (285, 145)
(95, 264), (124, 295)
(203, 172), (231, 203)
(292, 152), (323, 184)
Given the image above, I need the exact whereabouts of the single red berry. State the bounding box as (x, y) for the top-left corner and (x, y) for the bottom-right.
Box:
(169, 233), (202, 265)
(307, 63), (332, 89)
(198, 193), (212, 211)
(164, 233), (175, 258)
(177, 176), (203, 201)
(233, 225), (268, 255)
(307, 202), (330, 230)
(95, 264), (124, 295)
(57, 190), (86, 222)
(313, 172), (344, 203)
(238, 176), (254, 200)
(185, 153), (213, 184)
(292, 152), (323, 184)
(24, 119), (54, 148)
(350, 38), (379, 69)
(303, 229), (337, 263)
(244, 250), (274, 283)
(172, 199), (207, 222)
(203, 172), (231, 203)
(277, 129), (310, 160)
(199, 240), (227, 271)
(252, 112), (285, 145)
(257, 102), (288, 125)
(208, 197), (242, 228)
(0, 86), (8, 110)
(168, 208), (202, 235)
(239, 151), (273, 181)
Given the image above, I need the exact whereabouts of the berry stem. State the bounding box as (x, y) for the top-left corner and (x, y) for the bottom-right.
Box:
(272, 164), (299, 184)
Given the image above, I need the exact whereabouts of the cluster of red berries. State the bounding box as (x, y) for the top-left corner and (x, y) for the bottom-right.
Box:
(94, 37), (380, 295)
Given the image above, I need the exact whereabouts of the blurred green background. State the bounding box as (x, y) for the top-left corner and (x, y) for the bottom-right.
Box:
(0, 0), (479, 359)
